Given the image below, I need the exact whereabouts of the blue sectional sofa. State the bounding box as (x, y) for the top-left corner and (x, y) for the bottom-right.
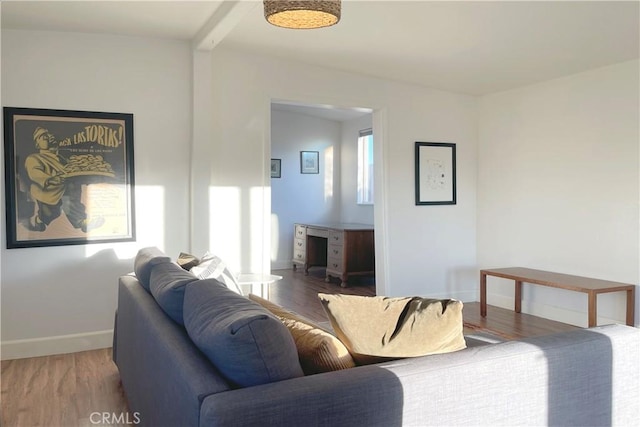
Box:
(113, 248), (640, 427)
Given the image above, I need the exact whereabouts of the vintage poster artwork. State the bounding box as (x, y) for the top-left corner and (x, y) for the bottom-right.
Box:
(3, 107), (136, 248)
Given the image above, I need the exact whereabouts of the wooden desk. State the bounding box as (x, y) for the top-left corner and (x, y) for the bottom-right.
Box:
(293, 223), (374, 287)
(480, 267), (635, 327)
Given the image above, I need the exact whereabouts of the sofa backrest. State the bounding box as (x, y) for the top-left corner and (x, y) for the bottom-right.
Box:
(183, 279), (304, 388)
(133, 246), (171, 291)
(198, 323), (640, 427)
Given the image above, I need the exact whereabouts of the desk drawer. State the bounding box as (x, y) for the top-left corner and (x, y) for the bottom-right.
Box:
(307, 227), (329, 238)
(329, 231), (344, 245)
(327, 257), (344, 273)
(295, 225), (306, 238)
(294, 237), (306, 251)
(293, 248), (306, 262)
(328, 244), (343, 259)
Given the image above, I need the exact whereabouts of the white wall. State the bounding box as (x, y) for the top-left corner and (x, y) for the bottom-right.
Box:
(341, 114), (374, 225)
(4, 28), (635, 359)
(477, 60), (640, 327)
(191, 47), (478, 300)
(270, 109), (342, 269)
(1, 30), (193, 358)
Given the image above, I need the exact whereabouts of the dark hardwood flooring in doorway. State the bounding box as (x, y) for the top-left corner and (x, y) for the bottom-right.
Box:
(267, 267), (376, 323)
(1, 267), (576, 426)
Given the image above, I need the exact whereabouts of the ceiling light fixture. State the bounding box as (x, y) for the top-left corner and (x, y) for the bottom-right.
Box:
(264, 0), (341, 29)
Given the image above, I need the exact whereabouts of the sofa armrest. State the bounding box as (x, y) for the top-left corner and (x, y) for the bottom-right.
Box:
(200, 324), (639, 427)
(114, 275), (231, 427)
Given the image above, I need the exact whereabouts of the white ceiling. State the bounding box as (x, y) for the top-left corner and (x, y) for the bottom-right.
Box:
(2, 0), (639, 96)
(272, 100), (372, 122)
(0, 1), (225, 40)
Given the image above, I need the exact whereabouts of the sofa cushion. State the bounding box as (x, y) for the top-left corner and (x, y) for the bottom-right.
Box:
(134, 246), (171, 292)
(318, 293), (466, 365)
(248, 294), (356, 375)
(176, 252), (200, 270)
(149, 261), (199, 325)
(184, 280), (304, 387)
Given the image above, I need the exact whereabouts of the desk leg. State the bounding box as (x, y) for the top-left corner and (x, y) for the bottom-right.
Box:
(588, 291), (597, 327)
(514, 280), (522, 313)
(480, 272), (487, 317)
(626, 287), (635, 326)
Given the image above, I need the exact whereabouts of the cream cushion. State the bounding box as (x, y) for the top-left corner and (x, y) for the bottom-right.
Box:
(318, 293), (466, 365)
(190, 252), (243, 295)
(248, 294), (356, 374)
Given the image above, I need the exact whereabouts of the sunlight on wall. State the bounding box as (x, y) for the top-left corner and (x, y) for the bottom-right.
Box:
(324, 146), (334, 202)
(250, 186), (268, 273)
(84, 184), (164, 259)
(209, 186), (241, 271)
(271, 213), (280, 262)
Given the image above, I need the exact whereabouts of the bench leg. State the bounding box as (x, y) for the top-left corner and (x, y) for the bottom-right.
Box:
(588, 292), (597, 327)
(627, 287), (635, 326)
(480, 272), (487, 317)
(515, 280), (522, 313)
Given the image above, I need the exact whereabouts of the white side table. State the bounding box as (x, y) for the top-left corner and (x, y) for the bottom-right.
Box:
(236, 273), (283, 298)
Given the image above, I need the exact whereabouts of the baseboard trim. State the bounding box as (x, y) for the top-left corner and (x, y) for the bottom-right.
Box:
(271, 260), (292, 270)
(1, 329), (113, 360)
(487, 293), (622, 328)
(439, 290), (477, 304)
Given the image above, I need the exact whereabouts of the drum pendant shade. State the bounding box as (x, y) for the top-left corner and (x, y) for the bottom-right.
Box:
(264, 0), (341, 29)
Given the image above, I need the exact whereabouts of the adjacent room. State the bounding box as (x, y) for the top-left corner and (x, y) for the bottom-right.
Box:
(1, 1), (638, 426)
(270, 101), (375, 283)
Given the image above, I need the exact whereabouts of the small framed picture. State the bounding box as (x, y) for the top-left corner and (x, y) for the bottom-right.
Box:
(270, 158), (281, 178)
(415, 142), (456, 205)
(300, 151), (319, 174)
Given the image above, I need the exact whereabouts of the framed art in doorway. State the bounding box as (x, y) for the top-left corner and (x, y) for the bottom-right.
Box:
(300, 151), (319, 174)
(271, 158), (281, 178)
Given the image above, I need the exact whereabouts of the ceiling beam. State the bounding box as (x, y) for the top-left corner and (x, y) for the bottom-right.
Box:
(192, 0), (258, 51)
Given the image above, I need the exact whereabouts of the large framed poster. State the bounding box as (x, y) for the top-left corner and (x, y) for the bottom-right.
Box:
(3, 107), (136, 248)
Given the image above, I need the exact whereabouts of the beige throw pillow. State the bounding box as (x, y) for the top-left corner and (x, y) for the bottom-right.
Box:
(248, 294), (356, 374)
(318, 293), (466, 365)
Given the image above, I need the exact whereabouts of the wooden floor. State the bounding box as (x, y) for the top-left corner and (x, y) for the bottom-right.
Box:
(1, 267), (577, 426)
(1, 348), (129, 427)
(462, 302), (578, 340)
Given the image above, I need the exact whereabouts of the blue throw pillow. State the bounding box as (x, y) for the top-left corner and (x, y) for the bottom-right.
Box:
(134, 246), (171, 292)
(183, 279), (304, 387)
(149, 261), (199, 325)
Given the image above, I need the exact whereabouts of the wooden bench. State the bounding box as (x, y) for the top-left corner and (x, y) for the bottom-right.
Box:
(480, 267), (635, 327)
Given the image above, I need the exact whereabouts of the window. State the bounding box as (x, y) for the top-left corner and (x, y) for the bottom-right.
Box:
(357, 129), (374, 205)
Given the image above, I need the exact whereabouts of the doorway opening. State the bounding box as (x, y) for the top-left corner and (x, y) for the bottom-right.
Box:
(269, 100), (382, 293)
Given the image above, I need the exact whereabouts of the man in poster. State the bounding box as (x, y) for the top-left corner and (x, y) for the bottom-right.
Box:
(24, 126), (100, 232)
